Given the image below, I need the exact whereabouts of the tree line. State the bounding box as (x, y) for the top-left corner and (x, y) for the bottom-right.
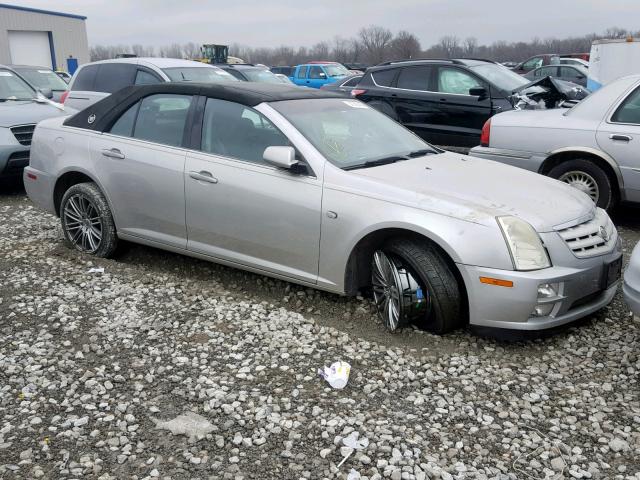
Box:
(90, 26), (639, 66)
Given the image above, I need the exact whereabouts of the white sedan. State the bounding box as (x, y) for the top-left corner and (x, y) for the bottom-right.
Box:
(470, 75), (640, 210)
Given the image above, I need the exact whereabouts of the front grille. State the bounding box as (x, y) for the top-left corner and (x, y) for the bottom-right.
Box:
(557, 209), (616, 258)
(10, 124), (36, 146)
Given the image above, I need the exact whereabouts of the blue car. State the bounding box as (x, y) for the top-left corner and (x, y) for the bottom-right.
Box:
(289, 63), (349, 88)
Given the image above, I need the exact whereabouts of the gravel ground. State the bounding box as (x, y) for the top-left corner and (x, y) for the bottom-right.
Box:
(1, 186), (639, 480)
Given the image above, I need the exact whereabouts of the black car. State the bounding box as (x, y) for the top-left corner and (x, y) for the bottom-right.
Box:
(524, 64), (588, 87)
(218, 64), (283, 84)
(353, 59), (535, 148)
(319, 74), (363, 96)
(270, 66), (295, 77)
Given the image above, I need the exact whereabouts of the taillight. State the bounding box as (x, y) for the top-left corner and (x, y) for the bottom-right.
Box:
(60, 91), (69, 103)
(480, 119), (491, 147)
(351, 89), (367, 97)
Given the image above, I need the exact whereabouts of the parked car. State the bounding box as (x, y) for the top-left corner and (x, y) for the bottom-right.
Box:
(55, 71), (72, 83)
(624, 242), (640, 317)
(289, 63), (349, 88)
(63, 58), (238, 110)
(9, 65), (69, 102)
(524, 64), (589, 87)
(270, 66), (294, 77)
(469, 75), (640, 210)
(512, 54), (560, 74)
(320, 74), (363, 96)
(274, 74), (294, 84)
(559, 58), (589, 68)
(24, 82), (622, 335)
(352, 58), (574, 148)
(218, 64), (283, 83)
(0, 66), (69, 181)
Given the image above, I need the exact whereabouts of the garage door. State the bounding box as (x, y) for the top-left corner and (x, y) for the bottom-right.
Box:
(8, 31), (52, 68)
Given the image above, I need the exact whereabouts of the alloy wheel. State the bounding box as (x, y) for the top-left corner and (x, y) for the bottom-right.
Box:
(372, 250), (402, 330)
(63, 194), (103, 253)
(558, 170), (599, 203)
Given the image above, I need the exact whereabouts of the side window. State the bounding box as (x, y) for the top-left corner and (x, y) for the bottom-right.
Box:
(225, 69), (245, 81)
(396, 66), (432, 91)
(109, 101), (140, 137)
(535, 66), (556, 77)
(201, 98), (290, 164)
(132, 94), (192, 147)
(371, 68), (398, 87)
(71, 64), (99, 91)
(135, 69), (162, 85)
(297, 66), (308, 79)
(523, 57), (543, 70)
(94, 64), (137, 93)
(437, 67), (481, 95)
(612, 87), (640, 124)
(309, 66), (325, 79)
(559, 67), (582, 81)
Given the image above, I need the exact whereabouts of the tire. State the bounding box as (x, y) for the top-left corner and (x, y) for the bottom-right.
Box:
(60, 182), (118, 258)
(548, 159), (616, 210)
(368, 101), (398, 121)
(371, 238), (462, 334)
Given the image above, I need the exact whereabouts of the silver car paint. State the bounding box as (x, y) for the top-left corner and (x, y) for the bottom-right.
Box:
(25, 101), (622, 331)
(624, 242), (640, 317)
(469, 75), (640, 203)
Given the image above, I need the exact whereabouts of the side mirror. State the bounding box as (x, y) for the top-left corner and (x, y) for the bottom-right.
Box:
(469, 87), (488, 100)
(263, 146), (298, 169)
(39, 87), (53, 99)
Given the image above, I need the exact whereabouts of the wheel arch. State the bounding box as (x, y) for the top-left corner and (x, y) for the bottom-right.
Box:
(343, 226), (469, 322)
(53, 168), (115, 219)
(540, 147), (624, 200)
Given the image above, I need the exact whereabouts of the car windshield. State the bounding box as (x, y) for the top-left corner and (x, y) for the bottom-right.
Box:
(469, 63), (530, 91)
(16, 68), (68, 91)
(162, 67), (239, 83)
(242, 69), (283, 84)
(325, 65), (349, 77)
(0, 69), (36, 101)
(271, 98), (437, 169)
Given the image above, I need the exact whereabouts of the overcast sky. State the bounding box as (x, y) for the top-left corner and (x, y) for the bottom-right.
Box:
(14, 0), (640, 48)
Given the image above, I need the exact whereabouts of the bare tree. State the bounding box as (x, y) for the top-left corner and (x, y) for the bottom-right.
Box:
(391, 31), (421, 59)
(359, 25), (393, 64)
(463, 37), (478, 56)
(437, 35), (461, 58)
(310, 41), (330, 59)
(182, 42), (201, 60)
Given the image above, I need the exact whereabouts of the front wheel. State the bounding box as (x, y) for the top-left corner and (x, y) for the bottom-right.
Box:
(548, 159), (615, 210)
(60, 182), (118, 257)
(371, 239), (463, 334)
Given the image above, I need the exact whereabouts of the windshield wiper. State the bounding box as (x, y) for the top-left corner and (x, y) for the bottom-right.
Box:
(406, 148), (437, 158)
(343, 155), (409, 171)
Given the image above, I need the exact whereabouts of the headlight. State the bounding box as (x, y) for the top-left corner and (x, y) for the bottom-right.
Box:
(497, 216), (551, 271)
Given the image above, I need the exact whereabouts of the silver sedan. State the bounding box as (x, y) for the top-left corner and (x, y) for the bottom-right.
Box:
(24, 82), (622, 335)
(624, 243), (640, 317)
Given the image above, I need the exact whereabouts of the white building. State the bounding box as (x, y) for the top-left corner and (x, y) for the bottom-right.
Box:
(0, 3), (89, 73)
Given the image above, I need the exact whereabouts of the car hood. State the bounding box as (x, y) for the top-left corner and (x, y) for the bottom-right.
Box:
(350, 151), (594, 232)
(0, 100), (67, 128)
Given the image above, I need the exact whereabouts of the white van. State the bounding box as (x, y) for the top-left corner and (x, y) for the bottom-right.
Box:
(588, 38), (640, 91)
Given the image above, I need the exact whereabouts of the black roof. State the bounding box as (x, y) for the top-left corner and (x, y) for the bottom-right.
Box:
(64, 82), (342, 131)
(369, 58), (498, 71)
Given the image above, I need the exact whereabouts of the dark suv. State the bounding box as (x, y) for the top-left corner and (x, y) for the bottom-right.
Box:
(353, 59), (532, 148)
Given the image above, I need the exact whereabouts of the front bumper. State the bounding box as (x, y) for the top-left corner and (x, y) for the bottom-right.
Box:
(458, 246), (622, 331)
(468, 146), (547, 173)
(0, 144), (30, 179)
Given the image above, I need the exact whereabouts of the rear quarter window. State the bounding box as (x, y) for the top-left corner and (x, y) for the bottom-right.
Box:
(71, 64), (99, 91)
(94, 64), (137, 93)
(371, 68), (398, 87)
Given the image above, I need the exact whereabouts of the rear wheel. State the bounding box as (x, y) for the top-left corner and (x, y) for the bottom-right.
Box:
(60, 182), (118, 257)
(371, 238), (462, 334)
(548, 159), (615, 210)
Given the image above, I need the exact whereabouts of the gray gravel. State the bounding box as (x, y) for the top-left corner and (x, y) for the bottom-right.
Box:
(1, 189), (639, 480)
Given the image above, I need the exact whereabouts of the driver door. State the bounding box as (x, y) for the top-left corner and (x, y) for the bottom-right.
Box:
(185, 98), (323, 283)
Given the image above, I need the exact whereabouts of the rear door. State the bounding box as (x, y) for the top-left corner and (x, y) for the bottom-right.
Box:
(434, 66), (492, 147)
(90, 93), (193, 247)
(559, 66), (587, 86)
(596, 85), (640, 202)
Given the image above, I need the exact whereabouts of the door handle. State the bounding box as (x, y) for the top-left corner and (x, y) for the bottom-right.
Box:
(439, 98), (447, 102)
(610, 134), (632, 142)
(189, 170), (218, 184)
(101, 148), (125, 159)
